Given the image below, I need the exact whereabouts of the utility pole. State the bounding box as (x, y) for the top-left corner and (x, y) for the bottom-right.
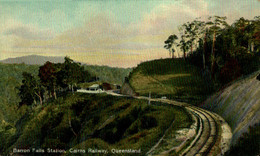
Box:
(148, 91), (151, 105)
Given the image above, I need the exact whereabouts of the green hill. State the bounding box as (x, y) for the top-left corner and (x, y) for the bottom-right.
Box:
(129, 58), (215, 105)
(0, 62), (193, 155)
(0, 63), (40, 124)
(127, 58), (259, 155)
(83, 65), (132, 85)
(0, 63), (131, 122)
(0, 93), (193, 155)
(0, 62), (132, 155)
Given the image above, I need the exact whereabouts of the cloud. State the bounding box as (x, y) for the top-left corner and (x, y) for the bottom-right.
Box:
(1, 0), (259, 67)
(4, 26), (54, 40)
(207, 0), (260, 23)
(129, 0), (209, 36)
(0, 17), (55, 60)
(0, 1), (211, 65)
(104, 42), (161, 50)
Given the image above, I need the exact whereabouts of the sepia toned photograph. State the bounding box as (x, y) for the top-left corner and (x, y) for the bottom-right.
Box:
(0, 0), (259, 155)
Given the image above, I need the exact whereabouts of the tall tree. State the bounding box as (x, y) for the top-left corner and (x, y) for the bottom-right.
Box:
(181, 21), (200, 54)
(206, 16), (228, 75)
(63, 56), (83, 93)
(39, 61), (58, 99)
(177, 35), (189, 59)
(251, 16), (260, 52)
(19, 72), (44, 106)
(164, 34), (178, 58)
(193, 19), (210, 69)
(233, 17), (260, 53)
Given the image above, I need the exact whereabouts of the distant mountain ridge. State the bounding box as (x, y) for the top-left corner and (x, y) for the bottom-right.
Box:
(0, 55), (65, 65)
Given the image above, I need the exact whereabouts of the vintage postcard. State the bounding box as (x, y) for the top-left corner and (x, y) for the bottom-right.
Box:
(0, 0), (259, 155)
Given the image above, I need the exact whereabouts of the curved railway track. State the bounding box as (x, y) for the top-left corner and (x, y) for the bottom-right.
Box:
(137, 97), (221, 156)
(104, 91), (228, 156)
(182, 106), (219, 156)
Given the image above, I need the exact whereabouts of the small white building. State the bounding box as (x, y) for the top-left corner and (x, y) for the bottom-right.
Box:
(88, 84), (100, 91)
(77, 84), (103, 94)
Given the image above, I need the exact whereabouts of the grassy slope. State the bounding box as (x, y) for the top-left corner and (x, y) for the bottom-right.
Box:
(1, 93), (193, 155)
(129, 58), (215, 105)
(129, 58), (259, 154)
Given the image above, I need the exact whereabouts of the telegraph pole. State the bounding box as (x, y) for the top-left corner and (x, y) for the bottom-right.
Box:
(148, 91), (151, 105)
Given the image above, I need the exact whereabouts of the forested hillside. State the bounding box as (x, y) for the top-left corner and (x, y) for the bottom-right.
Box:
(165, 16), (260, 86)
(128, 16), (260, 106)
(0, 93), (193, 155)
(0, 60), (132, 139)
(0, 63), (39, 124)
(84, 65), (132, 85)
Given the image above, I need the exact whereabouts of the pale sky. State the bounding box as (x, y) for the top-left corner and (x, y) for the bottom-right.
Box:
(0, 0), (259, 67)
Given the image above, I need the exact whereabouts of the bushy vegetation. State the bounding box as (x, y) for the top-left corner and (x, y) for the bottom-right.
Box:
(165, 16), (260, 86)
(225, 123), (260, 156)
(18, 56), (92, 107)
(0, 63), (39, 127)
(84, 65), (132, 85)
(12, 56), (131, 108)
(0, 60), (133, 155)
(0, 93), (193, 155)
(129, 16), (259, 106)
(159, 16), (260, 155)
(0, 62), (131, 119)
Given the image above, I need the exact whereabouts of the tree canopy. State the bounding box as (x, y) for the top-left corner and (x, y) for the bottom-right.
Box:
(165, 16), (260, 85)
(164, 34), (178, 58)
(19, 72), (44, 106)
(19, 57), (92, 106)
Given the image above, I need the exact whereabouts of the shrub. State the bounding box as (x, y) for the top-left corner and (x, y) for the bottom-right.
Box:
(40, 111), (64, 144)
(130, 106), (141, 119)
(257, 74), (260, 81)
(92, 115), (100, 125)
(42, 139), (66, 149)
(236, 51), (260, 75)
(225, 123), (260, 156)
(71, 100), (90, 116)
(56, 127), (74, 143)
(219, 59), (241, 84)
(95, 108), (141, 144)
(142, 105), (156, 114)
(140, 115), (157, 129)
(71, 117), (81, 134)
(126, 121), (139, 135)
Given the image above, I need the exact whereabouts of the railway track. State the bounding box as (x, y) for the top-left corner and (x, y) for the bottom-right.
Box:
(104, 92), (227, 156)
(139, 98), (221, 156)
(182, 106), (219, 156)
